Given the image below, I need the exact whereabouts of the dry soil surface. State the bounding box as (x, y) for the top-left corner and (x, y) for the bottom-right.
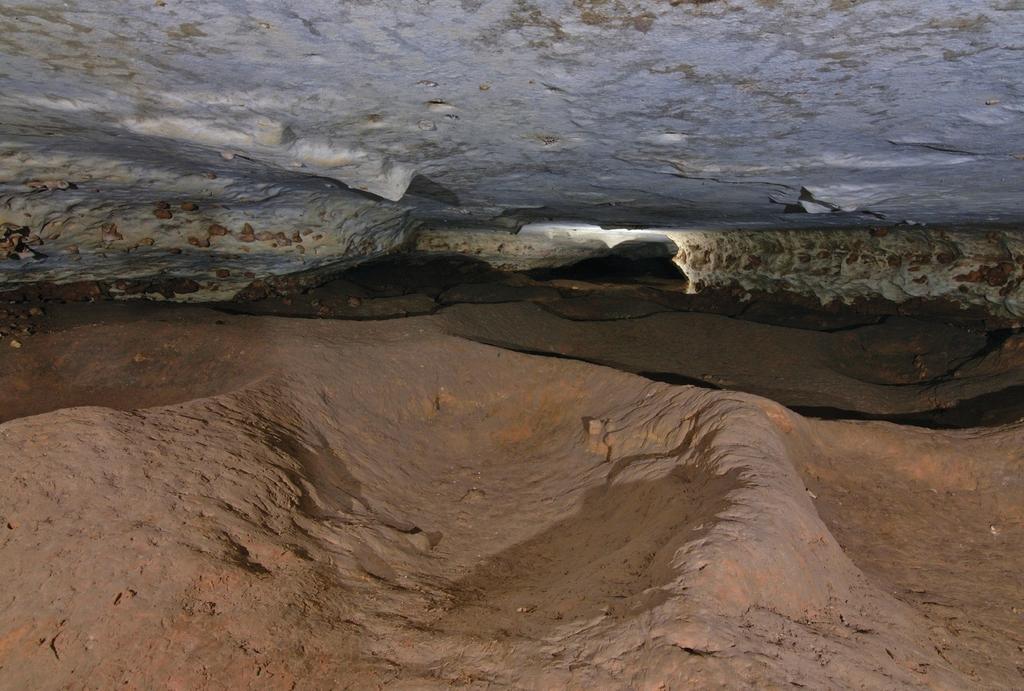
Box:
(0, 305), (1021, 689)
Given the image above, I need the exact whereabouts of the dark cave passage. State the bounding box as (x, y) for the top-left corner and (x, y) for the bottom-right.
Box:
(525, 251), (686, 284)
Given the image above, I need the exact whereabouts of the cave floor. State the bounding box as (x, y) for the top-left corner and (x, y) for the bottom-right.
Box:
(0, 256), (1022, 688)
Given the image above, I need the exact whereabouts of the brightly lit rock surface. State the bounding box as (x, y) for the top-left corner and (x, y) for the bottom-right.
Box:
(415, 224), (1024, 322)
(671, 227), (1024, 321)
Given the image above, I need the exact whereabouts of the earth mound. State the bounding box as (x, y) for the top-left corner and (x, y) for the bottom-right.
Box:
(0, 314), (1021, 688)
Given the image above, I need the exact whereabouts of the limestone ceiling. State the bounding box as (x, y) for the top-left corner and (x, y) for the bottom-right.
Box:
(0, 0), (1022, 228)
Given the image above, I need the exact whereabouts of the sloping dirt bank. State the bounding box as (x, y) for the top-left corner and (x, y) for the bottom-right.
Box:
(0, 310), (1020, 688)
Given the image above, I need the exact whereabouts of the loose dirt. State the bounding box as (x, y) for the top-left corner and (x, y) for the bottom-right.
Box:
(0, 301), (1021, 688)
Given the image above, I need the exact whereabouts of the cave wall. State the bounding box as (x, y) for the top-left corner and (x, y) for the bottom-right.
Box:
(671, 226), (1024, 323)
(414, 224), (1024, 324)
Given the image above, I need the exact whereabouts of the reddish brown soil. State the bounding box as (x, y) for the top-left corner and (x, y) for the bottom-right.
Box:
(0, 302), (1021, 688)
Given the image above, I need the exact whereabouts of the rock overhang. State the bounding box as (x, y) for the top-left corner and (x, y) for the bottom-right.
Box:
(0, 0), (1022, 303)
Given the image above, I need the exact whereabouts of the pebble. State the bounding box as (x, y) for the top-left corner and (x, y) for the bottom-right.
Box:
(153, 209), (172, 219)
(405, 532), (433, 552)
(180, 202), (198, 211)
(460, 488), (486, 503)
(100, 223), (122, 243)
(238, 226), (256, 243)
(208, 224), (229, 236)
(26, 179), (75, 191)
(9, 339), (21, 349)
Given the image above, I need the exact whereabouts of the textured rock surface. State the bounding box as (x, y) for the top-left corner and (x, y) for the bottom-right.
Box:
(414, 224), (680, 271)
(415, 224), (1024, 322)
(670, 226), (1024, 321)
(0, 145), (414, 298)
(1, 0), (1023, 295)
(3, 0), (1023, 222)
